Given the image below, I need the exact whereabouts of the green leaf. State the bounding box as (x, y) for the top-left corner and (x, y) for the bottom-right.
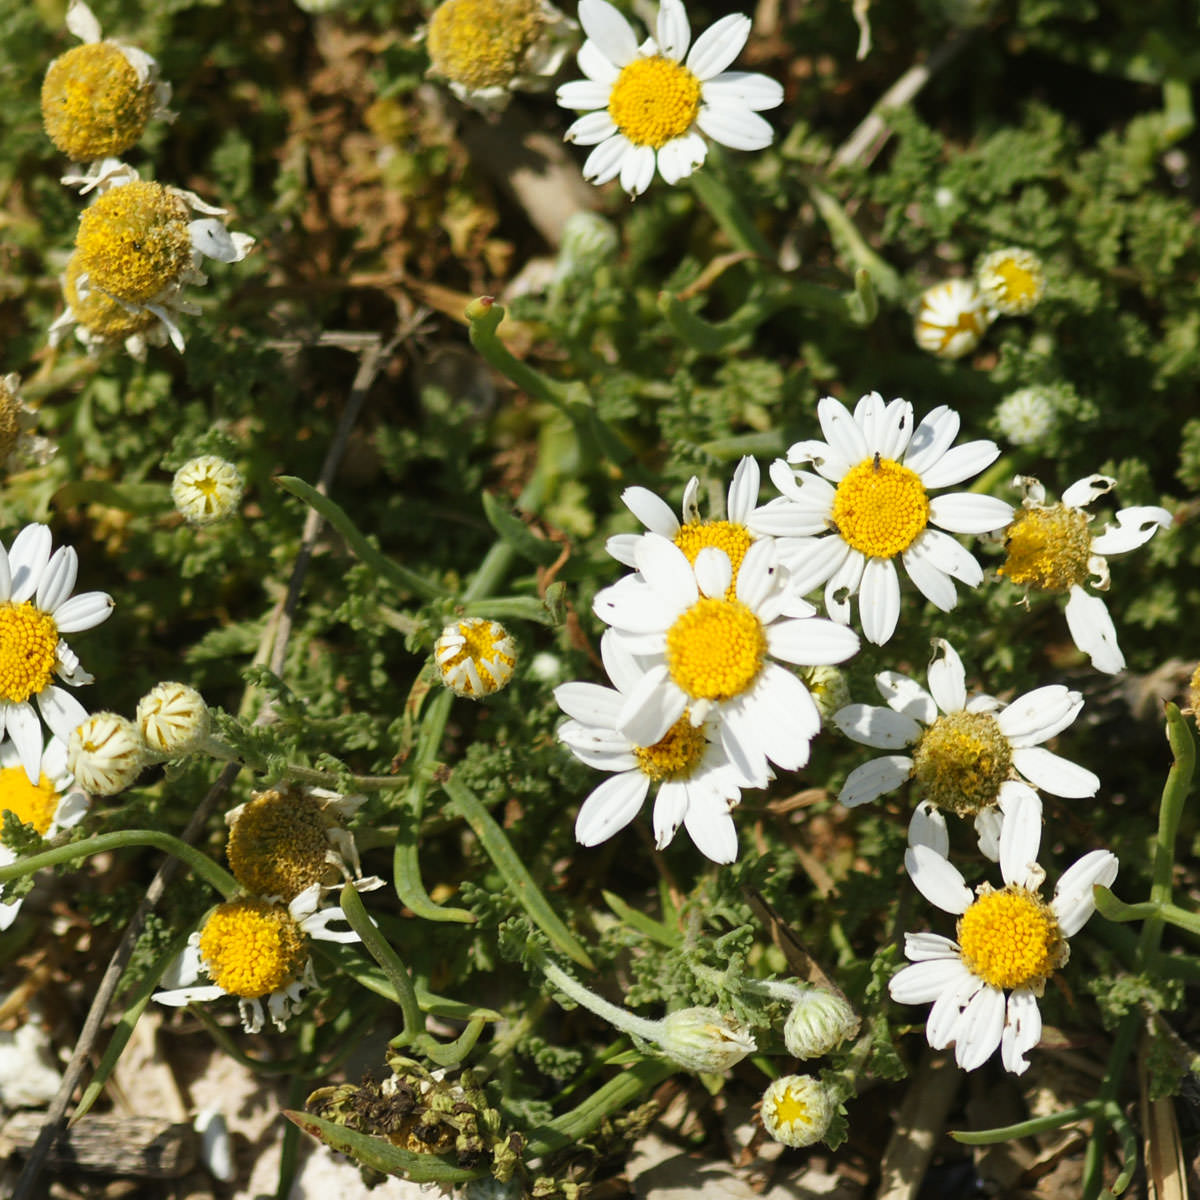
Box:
(480, 492), (561, 566)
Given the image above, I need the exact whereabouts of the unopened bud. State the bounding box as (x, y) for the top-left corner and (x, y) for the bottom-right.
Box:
(760, 1074), (835, 1148)
(137, 681), (210, 754)
(783, 987), (860, 1059)
(68, 712), (145, 795)
(657, 1007), (756, 1073)
(171, 455), (244, 526)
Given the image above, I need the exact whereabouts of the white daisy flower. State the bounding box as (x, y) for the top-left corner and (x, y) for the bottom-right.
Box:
(593, 535), (860, 785)
(769, 392), (1014, 646)
(890, 788), (1118, 1074)
(913, 279), (991, 359)
(153, 883), (360, 1034)
(555, 630), (765, 863)
(556, 0), (783, 197)
(0, 737), (88, 930)
(834, 638), (1099, 857)
(0, 525), (114, 784)
(1000, 475), (1172, 675)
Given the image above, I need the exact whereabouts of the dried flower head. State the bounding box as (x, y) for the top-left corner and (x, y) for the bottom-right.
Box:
(0, 374), (55, 474)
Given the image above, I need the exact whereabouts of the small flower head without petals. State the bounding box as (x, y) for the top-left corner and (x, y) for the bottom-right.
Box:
(67, 712), (145, 796)
(914, 279), (990, 359)
(760, 1074), (835, 1148)
(0, 374), (55, 474)
(172, 456), (244, 526)
(976, 247), (1046, 316)
(435, 617), (516, 698)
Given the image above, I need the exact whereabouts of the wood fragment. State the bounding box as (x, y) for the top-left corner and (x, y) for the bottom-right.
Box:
(877, 1048), (959, 1200)
(1, 1114), (196, 1179)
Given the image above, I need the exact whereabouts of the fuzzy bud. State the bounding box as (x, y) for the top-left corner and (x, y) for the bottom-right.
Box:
(800, 666), (851, 727)
(783, 987), (861, 1060)
(171, 455), (244, 526)
(994, 387), (1057, 447)
(68, 712), (146, 796)
(656, 1007), (756, 1073)
(137, 681), (211, 754)
(761, 1074), (835, 1148)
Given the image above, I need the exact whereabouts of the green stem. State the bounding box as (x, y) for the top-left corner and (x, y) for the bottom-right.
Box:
(952, 1100), (1103, 1144)
(466, 298), (571, 409)
(803, 174), (904, 302)
(688, 164), (773, 259)
(413, 1018), (487, 1068)
(540, 958), (662, 1043)
(0, 830), (238, 898)
(1093, 889), (1200, 938)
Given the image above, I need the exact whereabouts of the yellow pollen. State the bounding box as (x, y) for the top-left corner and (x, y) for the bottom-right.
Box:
(831, 456), (930, 559)
(911, 710), (1012, 816)
(608, 56), (702, 149)
(666, 597), (766, 702)
(673, 521), (752, 597)
(198, 898), (308, 999)
(772, 1083), (815, 1127)
(226, 789), (333, 901)
(0, 767), (61, 840)
(634, 710), (708, 781)
(64, 253), (159, 341)
(1000, 504), (1092, 593)
(994, 261), (1037, 305)
(41, 42), (155, 161)
(427, 0), (545, 90)
(0, 602), (60, 705)
(75, 181), (193, 305)
(956, 885), (1065, 991)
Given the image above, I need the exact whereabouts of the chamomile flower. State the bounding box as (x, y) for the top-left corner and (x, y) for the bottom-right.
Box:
(0, 374), (55, 475)
(0, 738), (87, 930)
(555, 631), (764, 862)
(760, 1074), (835, 1148)
(976, 247), (1046, 317)
(834, 639), (1098, 853)
(435, 617), (516, 698)
(224, 786), (379, 901)
(49, 250), (167, 360)
(171, 456), (244, 526)
(41, 1), (172, 175)
(1000, 475), (1172, 674)
(426, 0), (575, 110)
(594, 535), (860, 785)
(0, 525), (113, 784)
(891, 788), (1118, 1073)
(556, 0), (783, 197)
(913, 279), (990, 359)
(153, 883), (360, 1034)
(769, 393), (1013, 646)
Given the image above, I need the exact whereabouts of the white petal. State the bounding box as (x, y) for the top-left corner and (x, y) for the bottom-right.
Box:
(785, 436), (854, 483)
(652, 780), (689, 848)
(621, 144), (657, 196)
(838, 755), (911, 808)
(888, 956), (967, 1004)
(929, 492), (1014, 535)
(574, 771), (650, 845)
(558, 80), (613, 113)
(996, 685), (1082, 745)
(918, 439), (999, 489)
(696, 104), (774, 152)
(556, 681), (623, 730)
(1065, 585), (1124, 674)
(824, 550), (865, 625)
(577, 39), (621, 84)
(1051, 850), (1119, 936)
(0, 542), (10, 603)
(9, 525), (51, 603)
(189, 220), (241, 264)
(593, 574), (677, 633)
(154, 985), (227, 1007)
(954, 985), (1006, 1071)
(67, 0), (103, 43)
(694, 545), (733, 599)
(582, 135), (630, 185)
(833, 703), (921, 749)
(656, 0), (691, 60)
(1061, 474), (1115, 508)
(903, 405), (959, 476)
(1089, 505), (1172, 556)
(766, 616), (860, 667)
(926, 638), (967, 714)
(926, 972), (985, 1051)
(655, 133), (706, 183)
(998, 788), (1043, 890)
(902, 543), (957, 612)
(1001, 990), (1042, 1075)
(599, 628), (646, 696)
(908, 801), (949, 856)
(974, 807), (1003, 861)
(910, 528), (983, 585)
(6, 703), (44, 783)
(736, 665), (820, 771)
(565, 109), (619, 144)
(700, 71), (783, 112)
(726, 456), (760, 523)
(605, 533), (640, 568)
(685, 13), (751, 79)
(37, 547), (78, 614)
(905, 844), (972, 914)
(579, 0), (639, 65)
(876, 671), (936, 724)
(622, 486), (680, 537)
(903, 931), (961, 961)
(48, 590), (114, 633)
(558, 727), (636, 771)
(617, 664), (686, 746)
(1012, 746), (1100, 798)
(816, 396), (866, 463)
(683, 795), (738, 863)
(859, 556), (901, 645)
(779, 535), (850, 595)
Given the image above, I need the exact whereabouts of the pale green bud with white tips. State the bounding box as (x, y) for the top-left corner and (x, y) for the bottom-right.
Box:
(783, 987), (860, 1060)
(760, 1074), (835, 1148)
(657, 1006), (757, 1073)
(800, 665), (851, 728)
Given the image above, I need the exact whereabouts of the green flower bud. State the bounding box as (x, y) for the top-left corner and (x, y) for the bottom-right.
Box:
(760, 1074), (834, 1148)
(657, 1006), (756, 1073)
(783, 987), (860, 1060)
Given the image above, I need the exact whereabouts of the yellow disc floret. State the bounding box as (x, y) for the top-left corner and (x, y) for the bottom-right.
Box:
(674, 521), (752, 596)
(427, 0), (545, 90)
(226, 789), (332, 901)
(956, 885), (1065, 991)
(64, 252), (159, 342)
(1001, 504), (1092, 593)
(667, 598), (766, 702)
(198, 898), (308, 999)
(608, 56), (702, 149)
(911, 710), (1012, 816)
(0, 602), (59, 705)
(634, 710), (707, 781)
(978, 248), (1046, 316)
(42, 42), (155, 161)
(75, 181), (192, 305)
(831, 456), (931, 559)
(0, 767), (61, 840)
(436, 617), (516, 698)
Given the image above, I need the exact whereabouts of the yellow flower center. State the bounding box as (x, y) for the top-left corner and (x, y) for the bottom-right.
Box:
(64, 253), (159, 342)
(666, 597), (766, 702)
(0, 767), (60, 840)
(771, 1082), (818, 1129)
(437, 618), (515, 697)
(226, 789), (332, 901)
(979, 249), (1045, 316)
(75, 181), (193, 305)
(0, 602), (60, 705)
(831, 456), (930, 559)
(41, 42), (155, 161)
(673, 521), (752, 598)
(956, 885), (1065, 991)
(198, 898), (308, 999)
(992, 261), (1038, 308)
(608, 56), (702, 149)
(911, 710), (1012, 816)
(634, 710), (708, 781)
(427, 0), (544, 90)
(1000, 504), (1092, 593)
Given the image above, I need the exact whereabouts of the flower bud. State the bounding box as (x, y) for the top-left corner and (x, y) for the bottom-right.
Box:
(68, 713), (146, 796)
(435, 617), (516, 699)
(914, 279), (990, 360)
(976, 246), (1046, 316)
(800, 666), (850, 727)
(760, 1074), (835, 1148)
(171, 455), (244, 526)
(783, 987), (861, 1060)
(554, 211), (619, 284)
(137, 681), (210, 754)
(994, 387), (1057, 447)
(657, 1006), (756, 1073)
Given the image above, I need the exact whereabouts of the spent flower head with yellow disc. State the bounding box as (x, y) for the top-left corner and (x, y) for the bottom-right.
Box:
(557, 0), (783, 197)
(427, 0), (575, 109)
(891, 788), (1117, 1073)
(555, 630), (767, 863)
(171, 456), (245, 526)
(0, 737), (88, 930)
(0, 524), (114, 784)
(913, 278), (990, 359)
(153, 883), (361, 1034)
(770, 393), (1013, 646)
(1000, 474), (1171, 674)
(0, 374), (55, 475)
(435, 617), (516, 698)
(67, 712), (146, 796)
(760, 1074), (836, 1148)
(593, 535), (859, 786)
(41, 0), (173, 174)
(976, 247), (1046, 316)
